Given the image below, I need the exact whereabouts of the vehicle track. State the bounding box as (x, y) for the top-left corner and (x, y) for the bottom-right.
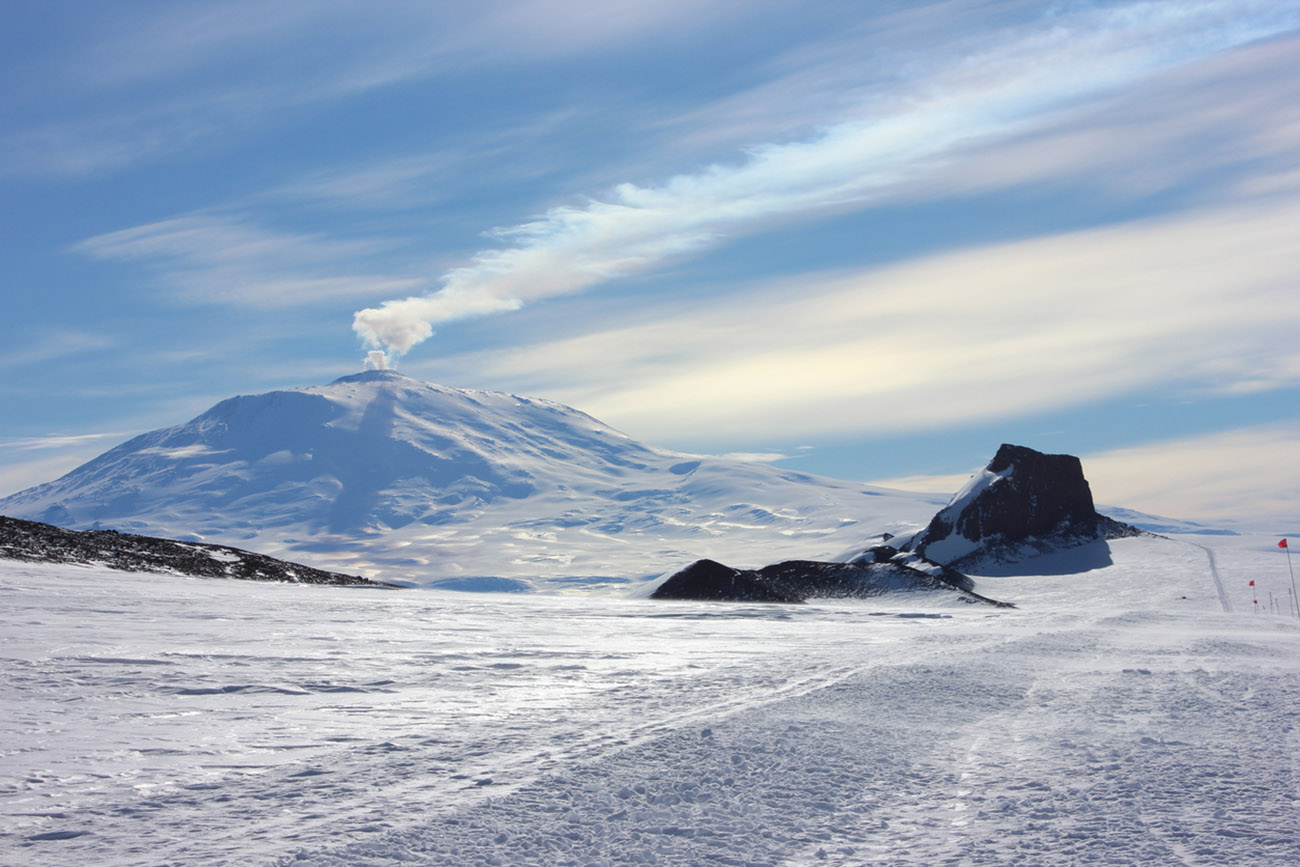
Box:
(1189, 541), (1232, 613)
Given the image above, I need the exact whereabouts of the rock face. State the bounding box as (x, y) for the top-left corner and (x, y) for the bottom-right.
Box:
(0, 516), (400, 587)
(651, 556), (1011, 606)
(901, 443), (1138, 568)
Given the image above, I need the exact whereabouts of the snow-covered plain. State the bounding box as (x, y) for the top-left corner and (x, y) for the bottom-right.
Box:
(3, 533), (1298, 866)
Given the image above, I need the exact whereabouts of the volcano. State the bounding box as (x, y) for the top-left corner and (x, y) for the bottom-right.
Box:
(0, 371), (942, 586)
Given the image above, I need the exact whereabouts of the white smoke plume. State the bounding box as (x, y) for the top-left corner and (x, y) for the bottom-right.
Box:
(363, 350), (389, 370)
(351, 1), (1297, 359)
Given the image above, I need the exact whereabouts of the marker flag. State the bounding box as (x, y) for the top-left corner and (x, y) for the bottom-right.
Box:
(1281, 539), (1290, 549)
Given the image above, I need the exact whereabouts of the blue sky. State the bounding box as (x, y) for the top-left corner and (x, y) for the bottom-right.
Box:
(2, 0), (1298, 528)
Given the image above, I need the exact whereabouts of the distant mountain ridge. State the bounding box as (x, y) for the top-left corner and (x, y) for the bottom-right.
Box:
(0, 371), (943, 586)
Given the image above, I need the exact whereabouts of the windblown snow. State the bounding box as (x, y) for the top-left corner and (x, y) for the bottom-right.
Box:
(3, 533), (1298, 866)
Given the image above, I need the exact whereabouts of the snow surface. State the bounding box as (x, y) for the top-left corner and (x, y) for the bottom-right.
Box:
(0, 372), (944, 587)
(3, 533), (1298, 865)
(897, 465), (1012, 565)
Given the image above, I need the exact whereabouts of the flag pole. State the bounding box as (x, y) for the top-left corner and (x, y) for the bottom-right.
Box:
(1283, 539), (1298, 619)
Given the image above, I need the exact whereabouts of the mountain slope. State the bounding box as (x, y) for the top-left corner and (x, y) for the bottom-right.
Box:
(1, 371), (943, 586)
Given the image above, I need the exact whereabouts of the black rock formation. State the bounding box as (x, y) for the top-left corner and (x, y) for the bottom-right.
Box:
(902, 443), (1139, 568)
(0, 515), (400, 587)
(652, 556), (1011, 607)
(652, 559), (804, 603)
(654, 443), (1141, 605)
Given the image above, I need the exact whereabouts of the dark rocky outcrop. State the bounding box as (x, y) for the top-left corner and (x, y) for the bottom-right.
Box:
(652, 556), (1011, 607)
(901, 443), (1140, 569)
(0, 515), (400, 587)
(652, 559), (804, 603)
(653, 443), (1140, 605)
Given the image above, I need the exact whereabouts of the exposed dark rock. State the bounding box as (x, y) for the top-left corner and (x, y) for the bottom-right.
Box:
(652, 559), (804, 603)
(902, 443), (1140, 569)
(652, 556), (1011, 607)
(843, 545), (976, 591)
(656, 443), (1144, 605)
(0, 515), (400, 587)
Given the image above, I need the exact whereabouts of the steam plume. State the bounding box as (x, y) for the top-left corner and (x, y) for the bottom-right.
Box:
(351, 2), (1296, 360)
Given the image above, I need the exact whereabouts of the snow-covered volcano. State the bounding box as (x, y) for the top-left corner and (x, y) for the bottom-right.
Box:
(0, 371), (943, 586)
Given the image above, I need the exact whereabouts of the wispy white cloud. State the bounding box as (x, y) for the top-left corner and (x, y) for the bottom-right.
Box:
(265, 109), (586, 210)
(0, 432), (129, 497)
(1, 432), (128, 452)
(0, 453), (94, 499)
(1084, 426), (1300, 527)
(1, 0), (766, 177)
(718, 451), (794, 464)
(867, 472), (977, 495)
(918, 31), (1300, 203)
(77, 0), (759, 90)
(1, 73), (304, 177)
(354, 1), (1300, 356)
(75, 214), (427, 308)
(0, 330), (117, 372)
(270, 155), (461, 210)
(415, 195), (1300, 444)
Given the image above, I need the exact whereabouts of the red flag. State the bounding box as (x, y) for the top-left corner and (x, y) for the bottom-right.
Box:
(1250, 580), (1255, 586)
(1281, 539), (1290, 549)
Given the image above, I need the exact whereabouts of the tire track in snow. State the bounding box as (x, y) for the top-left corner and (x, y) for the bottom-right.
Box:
(1189, 542), (1232, 613)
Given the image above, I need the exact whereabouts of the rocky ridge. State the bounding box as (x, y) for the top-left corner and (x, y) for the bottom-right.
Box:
(650, 556), (1012, 606)
(0, 515), (400, 587)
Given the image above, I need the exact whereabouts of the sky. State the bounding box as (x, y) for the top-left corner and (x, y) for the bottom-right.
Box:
(2, 0), (1298, 530)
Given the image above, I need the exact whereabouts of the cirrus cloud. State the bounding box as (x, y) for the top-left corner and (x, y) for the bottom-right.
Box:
(353, 1), (1300, 357)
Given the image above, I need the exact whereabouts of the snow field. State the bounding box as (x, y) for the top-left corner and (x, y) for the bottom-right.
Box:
(283, 615), (1299, 866)
(2, 534), (1298, 865)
